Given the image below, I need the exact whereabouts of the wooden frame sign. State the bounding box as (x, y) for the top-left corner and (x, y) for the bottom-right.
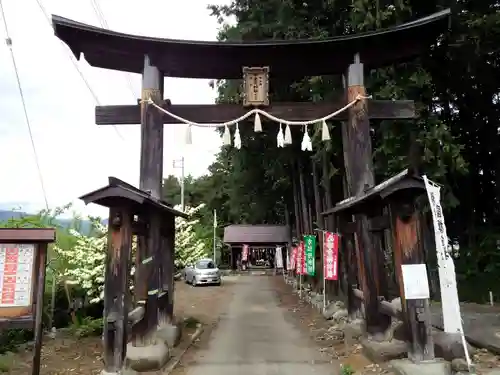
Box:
(242, 66), (270, 107)
(0, 228), (56, 375)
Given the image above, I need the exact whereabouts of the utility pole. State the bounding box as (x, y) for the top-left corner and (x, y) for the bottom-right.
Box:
(172, 157), (185, 211)
(213, 209), (217, 264)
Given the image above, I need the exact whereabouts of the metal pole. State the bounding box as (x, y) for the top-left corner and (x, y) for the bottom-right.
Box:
(322, 231), (326, 310)
(213, 209), (217, 264)
(180, 156), (185, 211)
(299, 274), (302, 298)
(172, 158), (185, 210)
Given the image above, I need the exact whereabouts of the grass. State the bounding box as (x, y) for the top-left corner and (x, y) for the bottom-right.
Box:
(184, 316), (201, 329)
(0, 353), (15, 372)
(340, 364), (355, 375)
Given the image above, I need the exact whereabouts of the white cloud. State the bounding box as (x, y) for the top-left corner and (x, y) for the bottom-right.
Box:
(0, 0), (229, 218)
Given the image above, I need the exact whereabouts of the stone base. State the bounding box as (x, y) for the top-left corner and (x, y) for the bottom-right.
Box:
(100, 368), (137, 375)
(322, 300), (345, 320)
(344, 319), (364, 342)
(389, 358), (451, 375)
(433, 331), (475, 361)
(361, 338), (408, 363)
(125, 342), (170, 372)
(451, 358), (473, 373)
(156, 323), (182, 348)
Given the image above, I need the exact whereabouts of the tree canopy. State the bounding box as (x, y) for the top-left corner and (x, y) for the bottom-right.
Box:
(161, 0), (500, 302)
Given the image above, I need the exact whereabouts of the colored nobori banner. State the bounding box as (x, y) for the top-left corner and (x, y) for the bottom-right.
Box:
(423, 176), (464, 334)
(242, 244), (249, 261)
(290, 246), (297, 270)
(304, 235), (316, 276)
(275, 246), (283, 269)
(323, 232), (339, 280)
(295, 241), (306, 275)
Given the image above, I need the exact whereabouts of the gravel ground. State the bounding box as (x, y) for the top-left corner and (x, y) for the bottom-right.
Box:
(4, 275), (498, 375)
(173, 276), (339, 375)
(2, 277), (237, 375)
(169, 276), (239, 375)
(270, 277), (375, 374)
(272, 277), (500, 375)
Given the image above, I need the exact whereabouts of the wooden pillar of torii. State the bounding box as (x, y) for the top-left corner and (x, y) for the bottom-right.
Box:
(137, 56), (175, 336)
(342, 54), (392, 337)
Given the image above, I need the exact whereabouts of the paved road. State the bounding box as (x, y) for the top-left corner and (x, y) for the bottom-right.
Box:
(430, 304), (500, 354)
(186, 276), (339, 375)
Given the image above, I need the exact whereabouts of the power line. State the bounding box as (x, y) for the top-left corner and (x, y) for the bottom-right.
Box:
(33, 0), (124, 140)
(0, 0), (49, 210)
(90, 0), (108, 28)
(89, 0), (138, 100)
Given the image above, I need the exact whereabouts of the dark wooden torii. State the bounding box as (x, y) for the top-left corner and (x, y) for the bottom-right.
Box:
(50, 12), (454, 130)
(51, 8), (451, 371)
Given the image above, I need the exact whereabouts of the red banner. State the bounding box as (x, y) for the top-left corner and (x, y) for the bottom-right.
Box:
(242, 244), (249, 261)
(296, 241), (306, 275)
(324, 232), (339, 280)
(290, 246), (297, 270)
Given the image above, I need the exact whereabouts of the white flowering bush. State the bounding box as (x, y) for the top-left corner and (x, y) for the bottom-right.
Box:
(54, 222), (108, 303)
(173, 204), (208, 268)
(54, 205), (208, 303)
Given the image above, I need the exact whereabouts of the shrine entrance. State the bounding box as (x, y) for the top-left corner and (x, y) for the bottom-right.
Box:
(247, 247), (275, 270)
(223, 224), (289, 273)
(51, 8), (451, 374)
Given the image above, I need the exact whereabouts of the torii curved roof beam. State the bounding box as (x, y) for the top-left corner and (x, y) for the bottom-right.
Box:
(52, 9), (450, 80)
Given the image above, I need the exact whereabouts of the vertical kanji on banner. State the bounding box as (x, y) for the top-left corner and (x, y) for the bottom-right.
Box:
(304, 235), (316, 276)
(323, 232), (339, 280)
(290, 246), (297, 271)
(295, 241), (306, 275)
(242, 244), (249, 261)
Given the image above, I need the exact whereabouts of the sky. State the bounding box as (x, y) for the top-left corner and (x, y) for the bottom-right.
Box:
(0, 0), (231, 218)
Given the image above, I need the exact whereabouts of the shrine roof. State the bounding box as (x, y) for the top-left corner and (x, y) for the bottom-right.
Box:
(79, 177), (188, 219)
(224, 224), (291, 245)
(321, 169), (426, 216)
(52, 9), (450, 79)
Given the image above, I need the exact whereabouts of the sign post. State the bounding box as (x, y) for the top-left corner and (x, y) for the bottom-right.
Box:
(0, 228), (56, 375)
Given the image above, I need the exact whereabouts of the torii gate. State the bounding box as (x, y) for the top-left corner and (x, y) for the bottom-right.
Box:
(52, 9), (450, 374)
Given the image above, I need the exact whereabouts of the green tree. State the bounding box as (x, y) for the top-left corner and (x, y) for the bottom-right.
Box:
(202, 0), (500, 301)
